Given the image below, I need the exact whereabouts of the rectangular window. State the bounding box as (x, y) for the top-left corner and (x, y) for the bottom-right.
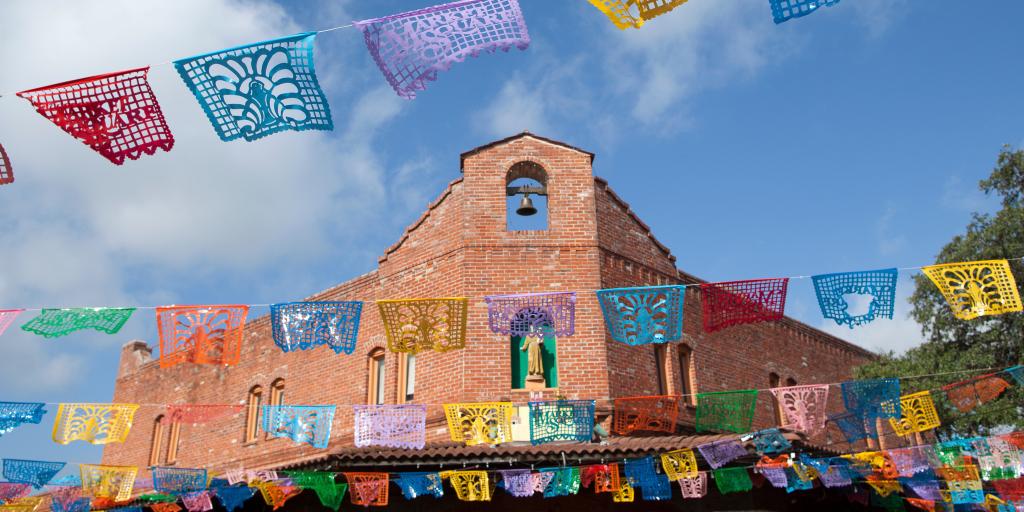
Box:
(769, 373), (783, 425)
(270, 380), (285, 406)
(266, 379), (286, 440)
(397, 353), (416, 404)
(404, 354), (416, 402)
(654, 345), (668, 395)
(369, 349), (386, 405)
(375, 357), (386, 405)
(149, 419), (165, 466)
(244, 387), (262, 444)
(166, 421), (180, 465)
(678, 345), (695, 405)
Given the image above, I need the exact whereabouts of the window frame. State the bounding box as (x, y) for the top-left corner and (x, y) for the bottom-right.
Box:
(265, 378), (286, 440)
(677, 344), (697, 405)
(244, 385), (263, 444)
(270, 378), (285, 406)
(368, 348), (386, 405)
(149, 415), (165, 466)
(397, 353), (416, 403)
(654, 345), (669, 395)
(769, 372), (783, 425)
(165, 420), (181, 464)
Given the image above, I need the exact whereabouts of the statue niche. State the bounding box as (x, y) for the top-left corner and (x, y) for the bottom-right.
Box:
(511, 307), (557, 390)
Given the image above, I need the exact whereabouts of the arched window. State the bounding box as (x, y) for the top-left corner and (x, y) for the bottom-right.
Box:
(149, 415), (165, 466)
(368, 349), (386, 405)
(769, 373), (783, 425)
(678, 345), (696, 405)
(166, 421), (181, 464)
(510, 308), (557, 389)
(506, 161), (548, 231)
(785, 377), (797, 387)
(265, 378), (286, 440)
(270, 378), (285, 406)
(398, 353), (416, 403)
(244, 385), (262, 444)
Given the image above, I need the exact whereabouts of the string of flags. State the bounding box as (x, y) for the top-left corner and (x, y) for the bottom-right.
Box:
(0, 363), (1020, 452)
(0, 0), (531, 174)
(0, 0), (852, 181)
(1, 365), (1024, 509)
(6, 443), (1024, 510)
(0, 258), (1019, 369)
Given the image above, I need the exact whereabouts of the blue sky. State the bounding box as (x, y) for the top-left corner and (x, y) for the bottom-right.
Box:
(0, 0), (1021, 470)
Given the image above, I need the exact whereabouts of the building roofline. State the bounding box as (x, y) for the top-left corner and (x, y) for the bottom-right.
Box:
(459, 131), (595, 170)
(378, 177), (464, 264)
(594, 176), (677, 264)
(272, 429), (839, 471)
(591, 177), (870, 359)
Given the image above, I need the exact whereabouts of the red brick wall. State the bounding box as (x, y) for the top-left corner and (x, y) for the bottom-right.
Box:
(590, 177), (876, 447)
(102, 134), (877, 474)
(104, 174), (474, 472)
(459, 136), (607, 405)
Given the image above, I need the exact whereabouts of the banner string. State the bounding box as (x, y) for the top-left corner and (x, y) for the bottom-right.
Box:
(30, 404), (1024, 484)
(317, 23), (356, 34)
(20, 364), (1009, 408)
(6, 256), (1023, 312)
(712, 401), (1024, 477)
(25, 363), (1022, 487)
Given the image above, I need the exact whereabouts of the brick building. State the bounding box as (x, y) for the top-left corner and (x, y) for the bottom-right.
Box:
(105, 133), (877, 510)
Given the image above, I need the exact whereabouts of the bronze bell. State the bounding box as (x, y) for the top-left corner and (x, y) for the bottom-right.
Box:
(516, 194), (538, 216)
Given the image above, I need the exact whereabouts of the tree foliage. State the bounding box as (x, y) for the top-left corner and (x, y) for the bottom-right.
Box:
(855, 146), (1024, 435)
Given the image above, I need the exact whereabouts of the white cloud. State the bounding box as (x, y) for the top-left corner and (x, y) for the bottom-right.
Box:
(0, 1), (408, 280)
(0, 222), (131, 306)
(474, 2), (910, 145)
(0, 0), (418, 393)
(472, 52), (590, 140)
(817, 277), (925, 354)
(473, 3), (791, 139)
(476, 78), (553, 137)
(0, 330), (86, 393)
(390, 157), (440, 211)
(0, 0), (406, 272)
(820, 311), (924, 355)
(602, 2), (787, 124)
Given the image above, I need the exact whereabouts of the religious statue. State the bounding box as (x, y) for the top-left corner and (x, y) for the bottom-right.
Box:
(521, 335), (545, 387)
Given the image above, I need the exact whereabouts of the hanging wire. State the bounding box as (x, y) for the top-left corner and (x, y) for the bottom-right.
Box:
(3, 4), (1020, 496)
(18, 364), (1013, 409)
(34, 402), (1024, 487)
(7, 256), (1023, 312)
(0, 20), (359, 98)
(30, 368), (1023, 494)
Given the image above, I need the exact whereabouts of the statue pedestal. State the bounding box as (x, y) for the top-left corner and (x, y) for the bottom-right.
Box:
(525, 374), (546, 390)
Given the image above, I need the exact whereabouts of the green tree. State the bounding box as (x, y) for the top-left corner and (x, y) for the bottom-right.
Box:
(855, 146), (1024, 435)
